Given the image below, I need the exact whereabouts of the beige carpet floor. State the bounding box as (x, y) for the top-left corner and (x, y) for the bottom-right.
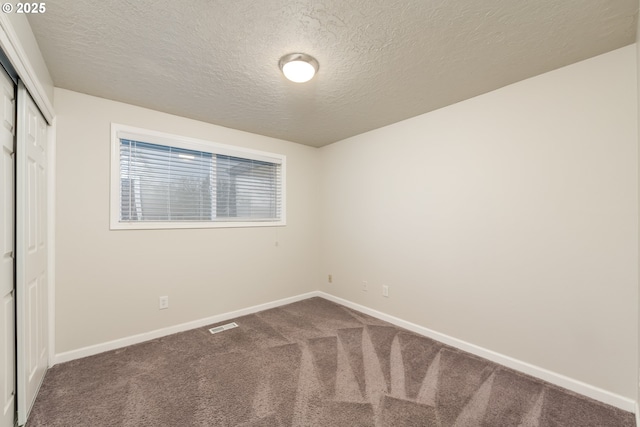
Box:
(26, 297), (635, 426)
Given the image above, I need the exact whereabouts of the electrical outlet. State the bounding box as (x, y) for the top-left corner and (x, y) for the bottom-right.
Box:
(362, 280), (368, 292)
(159, 296), (169, 310)
(382, 285), (389, 297)
(328, 274), (333, 283)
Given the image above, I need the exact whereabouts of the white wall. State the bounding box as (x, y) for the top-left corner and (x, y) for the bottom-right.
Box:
(320, 46), (638, 399)
(54, 88), (321, 353)
(636, 0), (640, 407)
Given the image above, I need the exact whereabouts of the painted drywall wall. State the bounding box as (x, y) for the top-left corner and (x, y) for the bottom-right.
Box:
(54, 88), (321, 353)
(320, 45), (638, 399)
(636, 0), (640, 407)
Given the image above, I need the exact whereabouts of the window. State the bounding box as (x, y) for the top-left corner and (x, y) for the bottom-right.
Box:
(110, 124), (285, 229)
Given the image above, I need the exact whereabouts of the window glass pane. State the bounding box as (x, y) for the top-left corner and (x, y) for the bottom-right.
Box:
(119, 139), (281, 223)
(215, 155), (279, 220)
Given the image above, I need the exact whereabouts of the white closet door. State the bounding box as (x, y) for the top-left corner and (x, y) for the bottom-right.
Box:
(16, 81), (47, 427)
(0, 68), (15, 427)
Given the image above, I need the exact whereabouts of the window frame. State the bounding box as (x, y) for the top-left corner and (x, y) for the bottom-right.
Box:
(110, 123), (286, 230)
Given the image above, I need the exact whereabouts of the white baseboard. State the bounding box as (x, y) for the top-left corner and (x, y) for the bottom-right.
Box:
(53, 290), (636, 413)
(53, 291), (321, 365)
(318, 292), (636, 413)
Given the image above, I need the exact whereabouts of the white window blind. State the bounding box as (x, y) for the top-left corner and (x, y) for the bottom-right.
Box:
(112, 125), (285, 229)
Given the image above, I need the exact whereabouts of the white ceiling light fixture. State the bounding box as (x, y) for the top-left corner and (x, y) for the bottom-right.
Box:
(279, 53), (319, 83)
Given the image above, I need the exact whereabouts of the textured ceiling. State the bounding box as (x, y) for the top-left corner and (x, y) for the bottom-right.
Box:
(28, 0), (638, 147)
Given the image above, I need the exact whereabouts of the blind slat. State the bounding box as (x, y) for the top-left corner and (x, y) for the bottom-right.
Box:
(120, 139), (281, 223)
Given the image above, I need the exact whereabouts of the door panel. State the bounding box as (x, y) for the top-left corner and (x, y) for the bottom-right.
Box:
(2, 294), (14, 426)
(16, 81), (47, 426)
(27, 159), (35, 253)
(0, 68), (15, 427)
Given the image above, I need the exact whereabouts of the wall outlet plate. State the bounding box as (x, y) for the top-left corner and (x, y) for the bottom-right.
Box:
(159, 296), (169, 310)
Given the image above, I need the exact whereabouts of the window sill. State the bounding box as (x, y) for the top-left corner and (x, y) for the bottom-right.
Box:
(110, 219), (286, 230)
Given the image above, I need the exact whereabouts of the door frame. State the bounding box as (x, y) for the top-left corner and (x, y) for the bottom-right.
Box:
(0, 16), (53, 123)
(0, 14), (55, 427)
(0, 15), (55, 369)
(0, 61), (15, 427)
